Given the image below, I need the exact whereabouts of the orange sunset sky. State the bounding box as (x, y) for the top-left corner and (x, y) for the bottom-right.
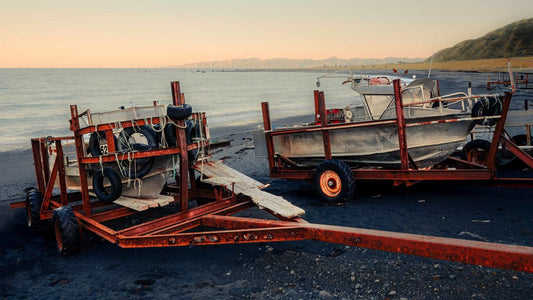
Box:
(1, 0), (532, 68)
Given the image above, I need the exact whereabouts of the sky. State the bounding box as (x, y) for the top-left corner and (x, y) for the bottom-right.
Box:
(1, 0), (532, 68)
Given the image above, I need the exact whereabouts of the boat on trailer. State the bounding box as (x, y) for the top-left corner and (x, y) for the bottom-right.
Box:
(255, 75), (503, 169)
(48, 103), (207, 201)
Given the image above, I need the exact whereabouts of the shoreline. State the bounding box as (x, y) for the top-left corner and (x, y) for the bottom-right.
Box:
(1, 129), (533, 299)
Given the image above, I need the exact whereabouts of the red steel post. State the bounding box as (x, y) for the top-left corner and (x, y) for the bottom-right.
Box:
(318, 91), (332, 160)
(70, 105), (92, 216)
(40, 140), (50, 185)
(171, 81), (189, 213)
(393, 79), (409, 170)
(486, 93), (511, 171)
(261, 102), (275, 172)
(314, 90), (320, 122)
(31, 139), (46, 193)
(55, 140), (68, 206)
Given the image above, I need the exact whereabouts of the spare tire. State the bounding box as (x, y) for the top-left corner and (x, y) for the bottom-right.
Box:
(117, 126), (158, 152)
(471, 97), (502, 126)
(121, 143), (154, 179)
(462, 139), (501, 166)
(88, 131), (116, 157)
(92, 168), (122, 202)
(167, 104), (192, 120)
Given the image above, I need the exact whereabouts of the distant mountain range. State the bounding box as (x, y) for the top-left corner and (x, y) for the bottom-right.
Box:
(174, 18), (532, 69)
(431, 18), (533, 62)
(175, 57), (424, 69)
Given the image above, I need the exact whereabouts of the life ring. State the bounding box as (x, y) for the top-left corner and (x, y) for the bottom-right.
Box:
(92, 168), (122, 202)
(167, 103), (192, 120)
(88, 131), (116, 157)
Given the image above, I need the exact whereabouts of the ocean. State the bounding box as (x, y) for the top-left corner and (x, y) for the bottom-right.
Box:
(0, 68), (525, 152)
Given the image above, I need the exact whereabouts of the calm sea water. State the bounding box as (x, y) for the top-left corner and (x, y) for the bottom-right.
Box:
(0, 68), (524, 152)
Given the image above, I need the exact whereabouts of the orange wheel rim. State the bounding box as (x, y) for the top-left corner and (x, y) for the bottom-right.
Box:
(54, 220), (63, 252)
(320, 170), (342, 197)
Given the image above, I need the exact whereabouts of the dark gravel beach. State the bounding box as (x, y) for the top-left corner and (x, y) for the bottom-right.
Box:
(1, 129), (533, 299)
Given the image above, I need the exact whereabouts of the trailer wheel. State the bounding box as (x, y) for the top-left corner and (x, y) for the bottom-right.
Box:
(314, 160), (355, 203)
(25, 187), (43, 230)
(93, 168), (122, 202)
(463, 139), (501, 166)
(53, 206), (80, 256)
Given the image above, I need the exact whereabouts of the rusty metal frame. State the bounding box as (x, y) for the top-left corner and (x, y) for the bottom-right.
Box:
(261, 80), (533, 186)
(9, 80), (533, 274)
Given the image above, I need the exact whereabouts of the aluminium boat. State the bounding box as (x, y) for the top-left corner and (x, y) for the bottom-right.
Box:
(255, 75), (502, 169)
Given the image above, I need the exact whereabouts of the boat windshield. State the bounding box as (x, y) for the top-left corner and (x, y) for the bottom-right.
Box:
(401, 79), (438, 106)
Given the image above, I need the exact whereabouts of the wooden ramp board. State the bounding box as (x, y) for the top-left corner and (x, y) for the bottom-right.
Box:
(194, 161), (305, 218)
(114, 194), (174, 211)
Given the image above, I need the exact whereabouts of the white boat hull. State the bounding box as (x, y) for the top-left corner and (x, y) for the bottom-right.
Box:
(271, 114), (474, 168)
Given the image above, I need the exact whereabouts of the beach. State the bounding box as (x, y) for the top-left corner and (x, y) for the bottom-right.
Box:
(1, 127), (533, 299)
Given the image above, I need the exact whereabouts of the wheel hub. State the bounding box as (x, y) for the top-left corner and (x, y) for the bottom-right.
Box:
(320, 170), (342, 197)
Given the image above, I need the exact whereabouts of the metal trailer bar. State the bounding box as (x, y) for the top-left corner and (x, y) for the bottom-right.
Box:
(10, 80), (533, 275)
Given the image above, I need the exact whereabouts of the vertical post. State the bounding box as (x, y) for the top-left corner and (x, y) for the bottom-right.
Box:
(318, 91), (332, 160)
(393, 79), (409, 170)
(70, 105), (91, 216)
(105, 130), (116, 153)
(171, 81), (189, 213)
(41, 141), (50, 185)
(261, 102), (275, 172)
(487, 93), (512, 171)
(314, 90), (320, 123)
(31, 139), (46, 193)
(55, 140), (68, 206)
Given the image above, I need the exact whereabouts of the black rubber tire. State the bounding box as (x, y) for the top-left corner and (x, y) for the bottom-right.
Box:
(117, 126), (158, 152)
(471, 97), (502, 126)
(512, 134), (530, 146)
(314, 159), (355, 203)
(92, 168), (122, 202)
(53, 206), (80, 256)
(462, 139), (501, 166)
(88, 131), (117, 157)
(25, 187), (43, 230)
(117, 126), (156, 178)
(167, 103), (192, 120)
(121, 143), (154, 179)
(164, 123), (177, 147)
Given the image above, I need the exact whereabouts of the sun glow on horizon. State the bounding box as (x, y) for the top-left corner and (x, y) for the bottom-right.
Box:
(1, 0), (532, 68)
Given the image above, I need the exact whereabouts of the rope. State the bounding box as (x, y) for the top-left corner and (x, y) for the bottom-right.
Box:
(134, 178), (143, 197)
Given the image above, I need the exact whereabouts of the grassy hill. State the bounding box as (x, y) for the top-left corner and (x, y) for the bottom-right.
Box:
(431, 18), (533, 62)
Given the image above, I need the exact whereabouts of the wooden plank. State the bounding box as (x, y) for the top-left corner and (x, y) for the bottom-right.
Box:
(114, 194), (174, 211)
(194, 161), (305, 218)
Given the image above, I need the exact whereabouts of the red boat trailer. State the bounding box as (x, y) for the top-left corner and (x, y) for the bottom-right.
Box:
(261, 80), (533, 187)
(9, 81), (533, 274)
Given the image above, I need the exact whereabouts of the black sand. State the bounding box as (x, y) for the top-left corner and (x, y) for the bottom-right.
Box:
(1, 129), (533, 299)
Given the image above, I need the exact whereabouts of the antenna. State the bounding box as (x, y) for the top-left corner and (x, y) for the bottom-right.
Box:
(428, 55), (434, 78)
